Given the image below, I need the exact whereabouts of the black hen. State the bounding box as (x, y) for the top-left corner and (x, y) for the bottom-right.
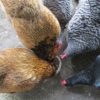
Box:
(44, 0), (73, 29)
(60, 0), (100, 60)
(61, 55), (100, 88)
(45, 0), (75, 51)
(94, 55), (100, 88)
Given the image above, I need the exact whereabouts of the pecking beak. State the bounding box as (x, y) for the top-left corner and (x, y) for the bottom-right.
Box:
(51, 56), (62, 75)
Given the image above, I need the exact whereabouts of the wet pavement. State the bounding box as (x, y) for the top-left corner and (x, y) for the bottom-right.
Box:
(0, 7), (100, 100)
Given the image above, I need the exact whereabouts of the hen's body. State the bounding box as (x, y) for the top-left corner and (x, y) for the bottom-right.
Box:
(61, 0), (100, 59)
(0, 48), (55, 93)
(0, 0), (61, 61)
(44, 0), (72, 28)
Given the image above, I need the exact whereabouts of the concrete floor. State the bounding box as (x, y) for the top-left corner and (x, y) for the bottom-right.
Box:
(0, 7), (100, 100)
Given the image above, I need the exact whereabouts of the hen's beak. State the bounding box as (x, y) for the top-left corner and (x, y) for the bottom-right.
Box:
(51, 56), (62, 75)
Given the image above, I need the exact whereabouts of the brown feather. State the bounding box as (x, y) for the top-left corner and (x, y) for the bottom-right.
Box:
(0, 0), (61, 60)
(0, 48), (55, 93)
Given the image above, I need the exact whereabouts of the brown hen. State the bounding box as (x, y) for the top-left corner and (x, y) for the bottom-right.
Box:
(0, 48), (55, 93)
(0, 0), (61, 61)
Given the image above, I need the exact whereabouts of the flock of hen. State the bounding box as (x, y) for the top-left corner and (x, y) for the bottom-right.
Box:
(0, 0), (100, 93)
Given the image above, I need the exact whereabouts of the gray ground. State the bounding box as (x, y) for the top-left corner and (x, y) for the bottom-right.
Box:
(0, 7), (100, 100)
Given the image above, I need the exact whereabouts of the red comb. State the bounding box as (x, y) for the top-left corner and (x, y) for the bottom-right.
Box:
(60, 53), (68, 60)
(61, 80), (68, 87)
